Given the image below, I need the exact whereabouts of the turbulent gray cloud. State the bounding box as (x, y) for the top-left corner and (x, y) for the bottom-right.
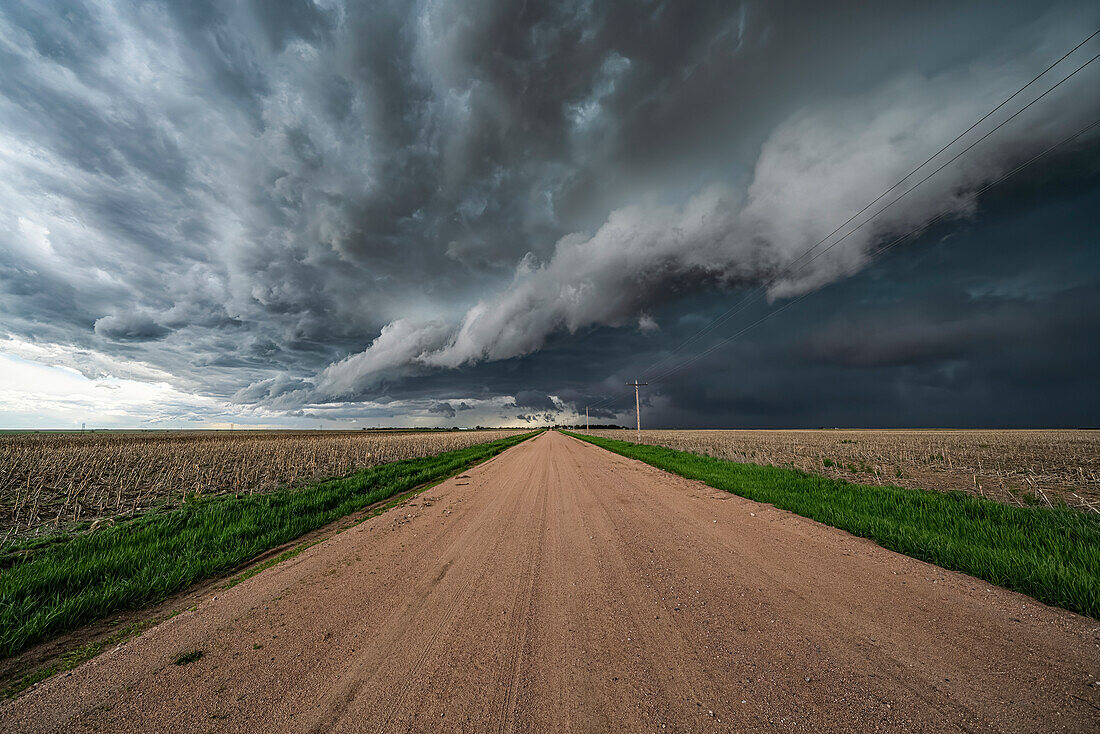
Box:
(302, 25), (1100, 397)
(429, 401), (457, 419)
(0, 0), (1098, 427)
(93, 312), (171, 342)
(511, 391), (557, 412)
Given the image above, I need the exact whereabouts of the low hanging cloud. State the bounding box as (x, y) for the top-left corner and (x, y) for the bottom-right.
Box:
(316, 320), (453, 399)
(510, 391), (558, 412)
(299, 28), (1100, 403)
(428, 401), (458, 419)
(93, 312), (172, 342)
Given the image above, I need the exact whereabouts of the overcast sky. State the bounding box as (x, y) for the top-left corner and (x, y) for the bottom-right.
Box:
(1, 0), (1098, 429)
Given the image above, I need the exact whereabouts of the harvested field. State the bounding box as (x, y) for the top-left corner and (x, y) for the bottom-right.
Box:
(581, 429), (1100, 511)
(0, 429), (525, 538)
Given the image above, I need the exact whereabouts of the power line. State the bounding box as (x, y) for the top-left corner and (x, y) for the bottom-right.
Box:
(643, 116), (1100, 384)
(638, 46), (1100, 388)
(635, 29), (1100, 383)
(586, 113), (1100, 409)
(779, 51), (1098, 277)
(583, 33), (1100, 412)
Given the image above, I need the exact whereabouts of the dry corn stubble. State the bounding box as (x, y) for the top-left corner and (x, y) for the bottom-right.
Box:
(583, 429), (1100, 512)
(0, 430), (526, 538)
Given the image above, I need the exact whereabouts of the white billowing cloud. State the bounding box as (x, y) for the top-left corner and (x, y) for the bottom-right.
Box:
(304, 30), (1100, 399)
(424, 187), (743, 367)
(315, 319), (453, 397)
(742, 73), (1022, 297)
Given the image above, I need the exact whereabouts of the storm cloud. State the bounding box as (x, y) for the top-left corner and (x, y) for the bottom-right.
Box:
(1, 1), (1098, 427)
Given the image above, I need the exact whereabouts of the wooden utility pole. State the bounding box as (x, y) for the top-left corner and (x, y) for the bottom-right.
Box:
(626, 379), (647, 443)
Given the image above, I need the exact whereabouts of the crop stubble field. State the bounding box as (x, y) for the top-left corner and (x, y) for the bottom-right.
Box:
(0, 429), (525, 538)
(583, 429), (1100, 511)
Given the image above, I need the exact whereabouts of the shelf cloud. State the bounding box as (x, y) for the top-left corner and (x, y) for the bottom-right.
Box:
(1, 1), (1097, 427)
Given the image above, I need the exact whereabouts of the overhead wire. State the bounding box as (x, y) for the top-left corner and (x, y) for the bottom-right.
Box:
(644, 115), (1100, 384)
(640, 46), (1100, 385)
(582, 32), (1100, 413)
(636, 29), (1100, 383)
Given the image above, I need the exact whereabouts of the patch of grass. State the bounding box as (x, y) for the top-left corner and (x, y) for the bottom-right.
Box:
(1, 665), (55, 700)
(0, 431), (538, 659)
(174, 650), (203, 666)
(2, 614), (167, 698)
(565, 432), (1100, 619)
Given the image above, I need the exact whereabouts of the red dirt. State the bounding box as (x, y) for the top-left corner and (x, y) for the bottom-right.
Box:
(2, 431), (1098, 732)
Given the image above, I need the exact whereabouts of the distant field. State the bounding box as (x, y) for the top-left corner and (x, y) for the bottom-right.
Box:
(581, 429), (1099, 511)
(0, 429), (526, 538)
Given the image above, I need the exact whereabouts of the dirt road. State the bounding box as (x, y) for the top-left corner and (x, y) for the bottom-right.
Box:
(3, 431), (1098, 732)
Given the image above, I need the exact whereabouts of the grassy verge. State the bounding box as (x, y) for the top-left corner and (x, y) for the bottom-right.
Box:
(0, 431), (538, 660)
(564, 432), (1100, 619)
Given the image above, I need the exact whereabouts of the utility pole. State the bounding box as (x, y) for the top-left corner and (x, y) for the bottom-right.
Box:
(626, 379), (647, 443)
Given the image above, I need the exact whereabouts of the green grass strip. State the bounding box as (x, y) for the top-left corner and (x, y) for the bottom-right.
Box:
(0, 431), (538, 659)
(565, 432), (1100, 619)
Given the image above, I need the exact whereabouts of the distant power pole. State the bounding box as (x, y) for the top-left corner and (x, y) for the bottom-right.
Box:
(626, 379), (647, 443)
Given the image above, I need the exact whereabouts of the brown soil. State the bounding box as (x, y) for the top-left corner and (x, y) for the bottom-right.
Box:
(2, 431), (1097, 732)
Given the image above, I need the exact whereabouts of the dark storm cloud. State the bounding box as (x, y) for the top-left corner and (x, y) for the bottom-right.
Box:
(93, 313), (172, 342)
(629, 173), (1100, 428)
(427, 399), (477, 419)
(516, 413), (555, 424)
(0, 0), (1098, 426)
(512, 391), (557, 412)
(429, 401), (456, 418)
(554, 388), (619, 419)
